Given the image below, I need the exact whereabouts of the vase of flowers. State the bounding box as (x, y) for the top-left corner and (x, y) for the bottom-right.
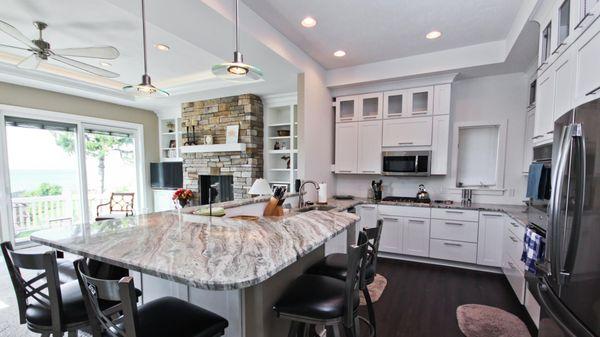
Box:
(173, 188), (193, 208)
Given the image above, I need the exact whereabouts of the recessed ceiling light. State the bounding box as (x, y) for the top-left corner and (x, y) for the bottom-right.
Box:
(99, 61), (112, 67)
(154, 43), (170, 51)
(334, 50), (346, 57)
(301, 16), (317, 28)
(426, 30), (442, 39)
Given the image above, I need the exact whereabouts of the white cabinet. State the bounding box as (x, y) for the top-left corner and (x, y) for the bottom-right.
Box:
(382, 117), (432, 147)
(379, 215), (403, 254)
(575, 20), (600, 105)
(534, 70), (556, 145)
(431, 114), (450, 175)
(430, 219), (479, 243)
(553, 49), (576, 120)
(356, 204), (378, 232)
(335, 95), (358, 123)
(357, 120), (383, 174)
(477, 212), (504, 267)
(502, 253), (526, 303)
(403, 217), (430, 257)
(334, 123), (358, 173)
(430, 239), (478, 264)
(359, 93), (383, 120)
(433, 84), (452, 115)
(523, 109), (536, 173)
(378, 206), (430, 257)
(383, 90), (408, 118)
(407, 86), (434, 117)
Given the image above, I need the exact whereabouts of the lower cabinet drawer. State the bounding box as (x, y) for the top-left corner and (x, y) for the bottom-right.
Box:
(503, 229), (525, 269)
(429, 239), (477, 264)
(430, 219), (478, 243)
(431, 208), (479, 222)
(506, 218), (526, 240)
(524, 287), (541, 327)
(502, 254), (525, 304)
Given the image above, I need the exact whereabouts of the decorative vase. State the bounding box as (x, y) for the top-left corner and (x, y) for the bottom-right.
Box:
(178, 199), (188, 208)
(205, 135), (213, 145)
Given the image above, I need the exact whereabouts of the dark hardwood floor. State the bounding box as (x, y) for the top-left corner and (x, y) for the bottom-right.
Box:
(358, 258), (538, 337)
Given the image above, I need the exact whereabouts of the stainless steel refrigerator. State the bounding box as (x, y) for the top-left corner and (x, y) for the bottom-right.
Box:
(531, 98), (600, 337)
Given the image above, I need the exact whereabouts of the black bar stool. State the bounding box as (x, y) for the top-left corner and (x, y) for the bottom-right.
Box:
(1, 241), (90, 337)
(307, 219), (383, 336)
(273, 232), (369, 337)
(74, 259), (229, 337)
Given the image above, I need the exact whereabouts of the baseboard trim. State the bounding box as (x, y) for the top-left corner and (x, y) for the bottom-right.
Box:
(378, 252), (503, 274)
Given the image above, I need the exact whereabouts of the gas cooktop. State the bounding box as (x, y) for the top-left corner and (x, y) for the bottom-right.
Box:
(381, 196), (431, 204)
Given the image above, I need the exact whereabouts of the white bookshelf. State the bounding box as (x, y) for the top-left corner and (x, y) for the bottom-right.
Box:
(159, 117), (183, 162)
(263, 93), (298, 191)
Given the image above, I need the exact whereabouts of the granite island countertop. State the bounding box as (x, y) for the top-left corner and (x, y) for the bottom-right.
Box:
(30, 205), (358, 290)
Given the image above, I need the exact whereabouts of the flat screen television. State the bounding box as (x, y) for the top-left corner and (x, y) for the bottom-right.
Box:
(150, 162), (183, 189)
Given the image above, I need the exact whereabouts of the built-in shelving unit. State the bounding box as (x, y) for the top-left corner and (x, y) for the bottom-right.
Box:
(159, 117), (183, 162)
(263, 93), (298, 190)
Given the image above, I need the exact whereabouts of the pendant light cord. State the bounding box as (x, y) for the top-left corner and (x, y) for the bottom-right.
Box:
(141, 0), (149, 76)
(235, 0), (239, 53)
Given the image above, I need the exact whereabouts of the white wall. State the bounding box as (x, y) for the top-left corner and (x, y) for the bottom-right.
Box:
(336, 72), (530, 205)
(297, 70), (335, 201)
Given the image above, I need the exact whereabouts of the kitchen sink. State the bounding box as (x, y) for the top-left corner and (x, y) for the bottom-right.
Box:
(296, 205), (337, 212)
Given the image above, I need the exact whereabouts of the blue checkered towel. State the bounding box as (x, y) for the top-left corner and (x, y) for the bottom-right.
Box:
(521, 227), (545, 273)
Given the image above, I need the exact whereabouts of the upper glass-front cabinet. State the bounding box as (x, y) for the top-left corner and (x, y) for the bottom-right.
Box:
(359, 93), (383, 120)
(408, 86), (434, 117)
(383, 90), (407, 118)
(577, 0), (599, 28)
(558, 0), (571, 45)
(541, 22), (552, 63)
(335, 95), (358, 122)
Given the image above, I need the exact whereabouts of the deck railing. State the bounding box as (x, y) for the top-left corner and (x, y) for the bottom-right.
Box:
(11, 194), (102, 239)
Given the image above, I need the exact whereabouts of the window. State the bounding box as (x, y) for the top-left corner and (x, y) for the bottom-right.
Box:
(558, 0), (570, 44)
(542, 23), (552, 62)
(454, 122), (507, 189)
(0, 108), (145, 245)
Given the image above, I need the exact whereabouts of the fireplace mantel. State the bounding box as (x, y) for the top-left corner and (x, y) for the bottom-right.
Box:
(180, 143), (247, 154)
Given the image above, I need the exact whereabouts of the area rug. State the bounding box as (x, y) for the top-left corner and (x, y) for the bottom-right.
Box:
(360, 273), (387, 306)
(456, 304), (531, 337)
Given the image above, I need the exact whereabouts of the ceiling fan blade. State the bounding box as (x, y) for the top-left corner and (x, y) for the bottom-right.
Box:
(0, 20), (38, 50)
(50, 54), (119, 78)
(52, 46), (120, 59)
(0, 43), (32, 52)
(17, 54), (41, 69)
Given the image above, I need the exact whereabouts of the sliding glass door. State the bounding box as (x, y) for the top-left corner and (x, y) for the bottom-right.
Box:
(0, 109), (146, 246)
(84, 127), (138, 222)
(4, 117), (83, 243)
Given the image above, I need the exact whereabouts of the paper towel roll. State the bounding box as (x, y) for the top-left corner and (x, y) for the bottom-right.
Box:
(318, 183), (328, 204)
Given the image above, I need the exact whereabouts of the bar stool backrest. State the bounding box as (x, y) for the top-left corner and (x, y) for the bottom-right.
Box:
(344, 232), (368, 328)
(74, 259), (139, 337)
(1, 241), (64, 335)
(362, 219), (384, 285)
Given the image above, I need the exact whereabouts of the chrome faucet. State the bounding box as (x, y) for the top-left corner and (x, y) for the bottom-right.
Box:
(298, 180), (320, 208)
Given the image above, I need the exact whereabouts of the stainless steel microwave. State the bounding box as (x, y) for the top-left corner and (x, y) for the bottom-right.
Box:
(382, 151), (431, 176)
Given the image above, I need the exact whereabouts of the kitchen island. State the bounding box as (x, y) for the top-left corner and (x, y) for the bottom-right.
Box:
(31, 197), (359, 337)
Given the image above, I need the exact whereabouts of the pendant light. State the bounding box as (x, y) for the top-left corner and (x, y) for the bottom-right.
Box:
(211, 0), (263, 81)
(123, 0), (169, 97)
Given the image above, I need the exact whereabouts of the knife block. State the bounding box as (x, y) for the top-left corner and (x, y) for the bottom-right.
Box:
(263, 197), (284, 216)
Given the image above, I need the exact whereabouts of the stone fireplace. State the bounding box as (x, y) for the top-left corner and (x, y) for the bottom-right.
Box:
(181, 94), (263, 202)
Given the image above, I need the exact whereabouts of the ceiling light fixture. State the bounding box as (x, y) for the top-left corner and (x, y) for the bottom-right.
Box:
(123, 0), (169, 97)
(334, 50), (346, 57)
(154, 43), (170, 51)
(212, 0), (263, 81)
(99, 61), (112, 67)
(426, 30), (442, 39)
(301, 16), (317, 28)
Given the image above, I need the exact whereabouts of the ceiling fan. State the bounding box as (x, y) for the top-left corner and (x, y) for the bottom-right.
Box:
(0, 20), (120, 78)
